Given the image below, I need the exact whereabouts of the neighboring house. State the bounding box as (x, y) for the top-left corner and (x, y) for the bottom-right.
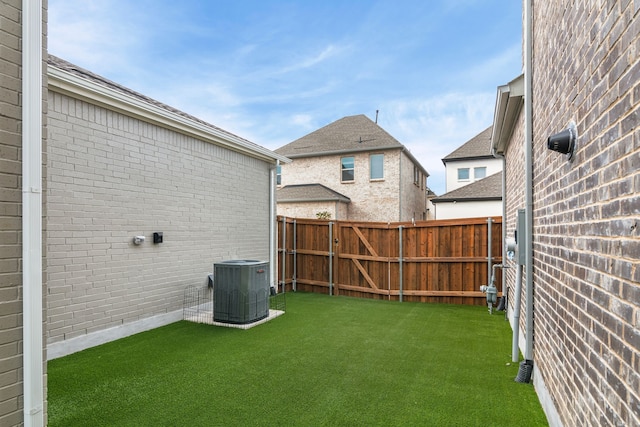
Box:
(46, 55), (289, 360)
(275, 114), (431, 222)
(432, 126), (503, 219)
(431, 172), (502, 220)
(276, 183), (351, 220)
(492, 2), (639, 427)
(441, 126), (502, 193)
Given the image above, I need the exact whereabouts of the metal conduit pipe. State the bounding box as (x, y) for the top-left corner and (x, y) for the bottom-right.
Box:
(512, 264), (524, 363)
(524, 0), (535, 364)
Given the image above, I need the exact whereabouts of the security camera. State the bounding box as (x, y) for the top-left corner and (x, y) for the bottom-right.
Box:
(547, 122), (577, 160)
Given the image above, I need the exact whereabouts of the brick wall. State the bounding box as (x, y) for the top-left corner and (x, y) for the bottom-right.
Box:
(46, 90), (273, 352)
(0, 2), (24, 424)
(278, 201), (349, 220)
(503, 111), (526, 339)
(503, 1), (640, 426)
(279, 150), (427, 222)
(399, 151), (429, 221)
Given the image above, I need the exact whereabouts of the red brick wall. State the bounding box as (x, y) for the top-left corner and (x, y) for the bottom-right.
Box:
(504, 1), (639, 426)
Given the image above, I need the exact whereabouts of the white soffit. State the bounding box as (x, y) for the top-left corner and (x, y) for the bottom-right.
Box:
(491, 74), (524, 155)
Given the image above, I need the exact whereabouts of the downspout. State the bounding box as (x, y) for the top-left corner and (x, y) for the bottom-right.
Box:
(524, 0), (534, 364)
(269, 161), (278, 290)
(22, 0), (45, 425)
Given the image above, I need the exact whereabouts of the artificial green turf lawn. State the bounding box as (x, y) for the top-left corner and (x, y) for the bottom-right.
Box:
(48, 293), (547, 426)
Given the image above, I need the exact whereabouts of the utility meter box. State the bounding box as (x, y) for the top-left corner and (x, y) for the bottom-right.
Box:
(515, 209), (527, 265)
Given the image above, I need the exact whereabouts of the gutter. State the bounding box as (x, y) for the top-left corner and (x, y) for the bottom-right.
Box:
(431, 196), (502, 203)
(22, 1), (44, 425)
(278, 197), (351, 203)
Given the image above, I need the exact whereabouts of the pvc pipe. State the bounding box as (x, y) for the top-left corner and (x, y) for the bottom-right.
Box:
(512, 264), (524, 362)
(22, 0), (44, 425)
(524, 0), (534, 363)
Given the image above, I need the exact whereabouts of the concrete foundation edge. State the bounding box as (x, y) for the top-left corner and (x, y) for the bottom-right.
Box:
(47, 310), (183, 360)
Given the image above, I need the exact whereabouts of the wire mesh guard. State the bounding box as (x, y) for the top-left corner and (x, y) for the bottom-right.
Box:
(183, 285), (214, 324)
(183, 285), (285, 329)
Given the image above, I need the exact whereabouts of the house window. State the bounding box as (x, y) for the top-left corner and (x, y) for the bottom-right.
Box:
(370, 154), (384, 180)
(457, 168), (470, 181)
(414, 166), (420, 185)
(474, 167), (486, 179)
(341, 156), (354, 182)
(276, 165), (282, 185)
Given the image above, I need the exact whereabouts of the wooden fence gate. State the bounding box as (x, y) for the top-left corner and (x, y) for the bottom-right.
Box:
(277, 216), (502, 305)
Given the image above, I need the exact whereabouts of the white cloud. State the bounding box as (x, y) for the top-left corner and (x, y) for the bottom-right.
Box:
(48, 1), (146, 73)
(278, 44), (344, 74)
(379, 92), (496, 194)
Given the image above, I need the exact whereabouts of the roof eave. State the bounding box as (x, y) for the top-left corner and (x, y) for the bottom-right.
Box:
(431, 196), (502, 204)
(47, 65), (291, 164)
(277, 197), (351, 203)
(491, 74), (524, 156)
(281, 145), (400, 159)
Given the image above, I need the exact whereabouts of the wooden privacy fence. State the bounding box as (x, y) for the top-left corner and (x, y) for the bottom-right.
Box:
(277, 216), (503, 306)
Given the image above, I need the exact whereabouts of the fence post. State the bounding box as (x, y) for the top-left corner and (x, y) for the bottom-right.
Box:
(293, 219), (297, 292)
(399, 225), (403, 302)
(281, 216), (287, 293)
(487, 217), (493, 285)
(329, 221), (334, 296)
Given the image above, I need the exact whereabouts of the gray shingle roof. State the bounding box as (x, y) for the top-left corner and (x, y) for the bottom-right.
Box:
(275, 114), (403, 158)
(277, 184), (351, 203)
(442, 126), (494, 162)
(47, 54), (257, 147)
(431, 172), (502, 203)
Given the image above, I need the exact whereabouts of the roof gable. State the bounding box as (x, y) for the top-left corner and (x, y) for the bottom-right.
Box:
(275, 114), (403, 157)
(443, 126), (494, 162)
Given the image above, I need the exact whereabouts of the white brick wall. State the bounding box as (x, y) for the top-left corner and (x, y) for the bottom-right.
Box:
(46, 91), (273, 350)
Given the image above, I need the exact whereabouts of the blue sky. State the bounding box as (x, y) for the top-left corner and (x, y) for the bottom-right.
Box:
(48, 0), (522, 195)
